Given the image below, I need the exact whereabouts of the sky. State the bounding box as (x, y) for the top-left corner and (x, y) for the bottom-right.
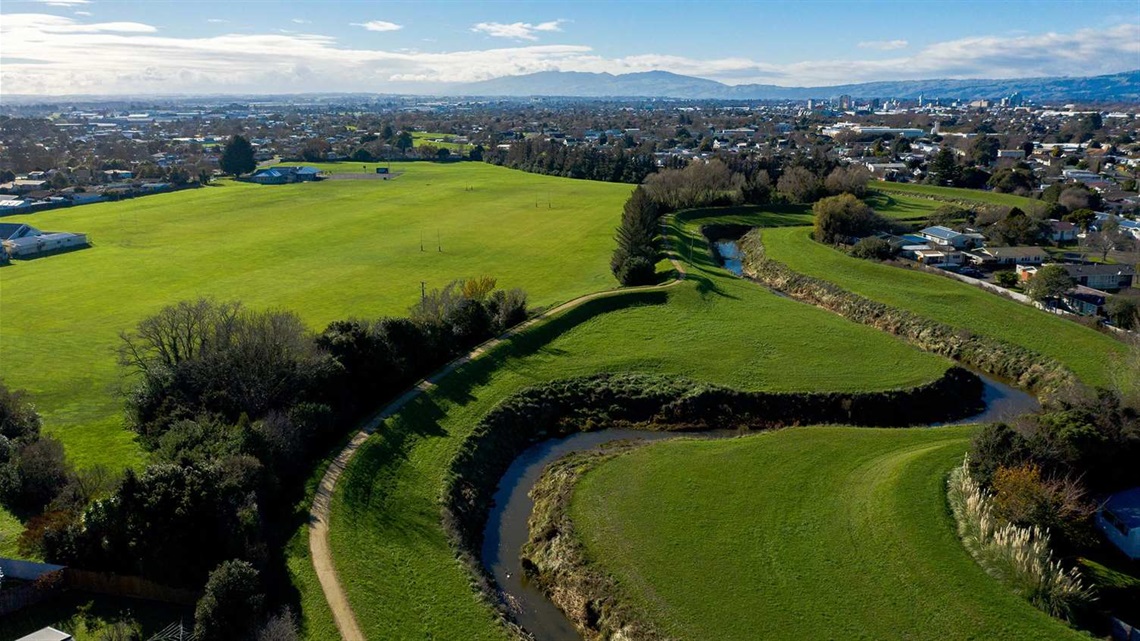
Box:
(1, 0), (1138, 96)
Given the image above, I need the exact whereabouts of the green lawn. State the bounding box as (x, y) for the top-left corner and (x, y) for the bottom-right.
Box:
(865, 190), (946, 221)
(570, 426), (1086, 640)
(762, 226), (1127, 387)
(412, 131), (469, 151)
(322, 219), (950, 640)
(0, 162), (632, 469)
(874, 181), (1038, 208)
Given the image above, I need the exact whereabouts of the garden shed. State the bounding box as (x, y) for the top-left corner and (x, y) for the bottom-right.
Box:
(1097, 487), (1140, 560)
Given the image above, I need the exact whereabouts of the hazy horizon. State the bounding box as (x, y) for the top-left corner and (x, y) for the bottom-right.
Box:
(1, 0), (1138, 96)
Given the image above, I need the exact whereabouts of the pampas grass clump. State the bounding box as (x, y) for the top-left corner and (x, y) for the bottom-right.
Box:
(948, 455), (1094, 622)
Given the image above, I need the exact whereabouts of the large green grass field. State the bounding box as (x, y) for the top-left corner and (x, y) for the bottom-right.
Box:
(570, 426), (1085, 640)
(0, 162), (632, 470)
(762, 226), (1127, 387)
(320, 215), (953, 640)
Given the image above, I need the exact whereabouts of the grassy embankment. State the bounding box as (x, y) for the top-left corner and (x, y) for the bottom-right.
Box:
(761, 226), (1127, 387)
(873, 181), (1040, 208)
(568, 426), (1086, 640)
(0, 162), (632, 471)
(320, 211), (952, 640)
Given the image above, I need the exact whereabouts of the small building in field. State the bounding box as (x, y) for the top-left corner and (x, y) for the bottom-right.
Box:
(249, 166), (322, 185)
(1097, 487), (1140, 560)
(2, 227), (88, 259)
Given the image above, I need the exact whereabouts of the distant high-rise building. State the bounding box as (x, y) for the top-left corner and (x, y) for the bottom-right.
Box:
(918, 94), (924, 108)
(839, 94), (853, 110)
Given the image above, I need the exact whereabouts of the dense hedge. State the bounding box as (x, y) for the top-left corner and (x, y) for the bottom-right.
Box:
(737, 229), (1080, 400)
(440, 369), (982, 608)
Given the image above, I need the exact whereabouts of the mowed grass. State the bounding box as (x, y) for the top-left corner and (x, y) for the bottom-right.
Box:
(762, 226), (1127, 387)
(570, 426), (1086, 640)
(323, 223), (950, 640)
(874, 181), (1038, 208)
(0, 162), (632, 469)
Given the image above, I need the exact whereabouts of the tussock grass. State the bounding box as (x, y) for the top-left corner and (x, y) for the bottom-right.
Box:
(948, 456), (1095, 622)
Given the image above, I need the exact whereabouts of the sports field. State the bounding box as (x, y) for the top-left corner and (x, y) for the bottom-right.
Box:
(318, 215), (951, 640)
(0, 162), (631, 469)
(761, 226), (1127, 387)
(569, 426), (1085, 640)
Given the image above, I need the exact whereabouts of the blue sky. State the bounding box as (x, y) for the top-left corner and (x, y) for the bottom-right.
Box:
(2, 0), (1138, 95)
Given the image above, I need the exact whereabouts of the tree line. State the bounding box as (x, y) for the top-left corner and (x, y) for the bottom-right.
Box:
(484, 138), (658, 184)
(0, 276), (528, 639)
(610, 158), (873, 285)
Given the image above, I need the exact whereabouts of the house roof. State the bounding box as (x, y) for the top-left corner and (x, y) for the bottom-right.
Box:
(16, 627), (73, 641)
(1103, 487), (1140, 529)
(1061, 263), (1137, 278)
(983, 246), (1047, 259)
(1065, 285), (1108, 305)
(1050, 220), (1077, 231)
(0, 223), (39, 241)
(920, 226), (964, 241)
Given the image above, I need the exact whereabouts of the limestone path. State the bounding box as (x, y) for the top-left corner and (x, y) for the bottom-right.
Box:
(309, 229), (689, 640)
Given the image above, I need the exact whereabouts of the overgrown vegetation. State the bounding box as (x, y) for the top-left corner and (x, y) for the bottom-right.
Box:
(15, 276), (527, 636)
(739, 229), (1080, 397)
(760, 225), (1127, 387)
(948, 456), (1096, 622)
(484, 137), (657, 184)
(812, 193), (889, 244)
(443, 369), (983, 562)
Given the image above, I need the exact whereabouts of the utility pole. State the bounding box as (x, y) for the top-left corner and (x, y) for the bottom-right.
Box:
(421, 281), (426, 301)
(437, 229), (441, 252)
(420, 231), (424, 252)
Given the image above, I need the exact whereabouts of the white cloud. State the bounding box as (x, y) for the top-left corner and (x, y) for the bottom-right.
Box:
(292, 19), (310, 24)
(352, 20), (401, 32)
(0, 14), (1136, 96)
(207, 19), (228, 24)
(34, 0), (90, 6)
(74, 10), (92, 16)
(857, 39), (908, 51)
(472, 20), (564, 41)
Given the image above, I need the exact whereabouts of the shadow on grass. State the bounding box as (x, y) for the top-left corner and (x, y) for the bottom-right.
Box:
(335, 288), (671, 519)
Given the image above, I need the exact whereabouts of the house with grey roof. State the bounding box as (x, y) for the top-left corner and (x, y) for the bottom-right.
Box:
(1060, 263), (1135, 291)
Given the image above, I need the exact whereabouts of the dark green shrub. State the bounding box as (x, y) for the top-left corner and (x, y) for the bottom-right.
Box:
(195, 560), (265, 641)
(850, 237), (895, 260)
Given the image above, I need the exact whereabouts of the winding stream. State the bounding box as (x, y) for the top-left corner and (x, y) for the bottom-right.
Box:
(480, 374), (1038, 641)
(481, 237), (1039, 640)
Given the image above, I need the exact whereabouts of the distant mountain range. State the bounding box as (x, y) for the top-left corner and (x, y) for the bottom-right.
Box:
(453, 70), (1140, 102)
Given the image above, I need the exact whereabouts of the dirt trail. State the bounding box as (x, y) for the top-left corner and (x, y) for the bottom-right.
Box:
(309, 228), (688, 640)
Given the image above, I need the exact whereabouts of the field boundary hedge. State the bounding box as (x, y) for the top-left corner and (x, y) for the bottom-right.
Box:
(440, 367), (983, 635)
(737, 229), (1081, 400)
